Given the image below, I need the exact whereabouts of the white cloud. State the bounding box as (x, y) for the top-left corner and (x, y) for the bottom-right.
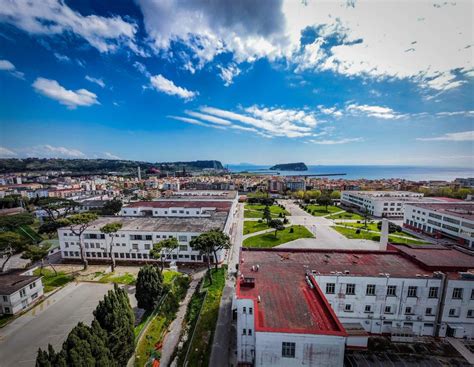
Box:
(346, 104), (405, 120)
(0, 146), (17, 157)
(0, 59), (24, 78)
(0, 0), (138, 53)
(85, 75), (105, 88)
(318, 106), (343, 118)
(416, 131), (474, 142)
(309, 137), (363, 145)
(53, 52), (70, 63)
(184, 111), (232, 126)
(217, 63), (241, 86)
(32, 77), (99, 109)
(168, 116), (226, 130)
(104, 152), (121, 160)
(150, 75), (197, 100)
(23, 145), (86, 158)
(436, 111), (474, 117)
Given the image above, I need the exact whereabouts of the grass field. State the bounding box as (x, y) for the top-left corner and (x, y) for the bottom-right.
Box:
(33, 268), (75, 293)
(243, 220), (270, 234)
(99, 272), (136, 285)
(332, 226), (428, 245)
(186, 267), (226, 367)
(326, 211), (364, 220)
(244, 204), (289, 218)
(336, 222), (420, 239)
(304, 205), (342, 216)
(243, 225), (314, 248)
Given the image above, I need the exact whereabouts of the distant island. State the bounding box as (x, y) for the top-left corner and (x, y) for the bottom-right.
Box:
(0, 158), (224, 174)
(269, 162), (308, 171)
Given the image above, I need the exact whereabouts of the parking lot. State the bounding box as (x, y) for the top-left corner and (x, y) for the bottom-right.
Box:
(0, 282), (114, 367)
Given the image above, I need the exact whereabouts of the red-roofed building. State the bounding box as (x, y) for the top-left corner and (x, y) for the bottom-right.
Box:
(234, 246), (474, 366)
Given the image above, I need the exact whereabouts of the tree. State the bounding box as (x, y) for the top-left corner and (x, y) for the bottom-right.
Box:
(316, 195), (332, 212)
(22, 243), (50, 275)
(0, 231), (27, 272)
(36, 198), (78, 222)
(0, 212), (34, 230)
(190, 229), (231, 283)
(38, 220), (66, 236)
(66, 213), (98, 270)
(306, 190), (321, 201)
(36, 344), (66, 367)
(150, 237), (178, 271)
(100, 222), (122, 272)
(330, 190), (341, 200)
(262, 205), (272, 224)
(269, 219), (284, 238)
(135, 265), (164, 312)
(94, 284), (134, 365)
(362, 205), (370, 229)
(101, 199), (123, 215)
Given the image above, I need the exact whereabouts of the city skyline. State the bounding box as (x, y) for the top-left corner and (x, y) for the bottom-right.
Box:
(0, 0), (473, 167)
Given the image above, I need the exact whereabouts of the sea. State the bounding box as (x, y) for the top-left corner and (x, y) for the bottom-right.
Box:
(225, 165), (474, 182)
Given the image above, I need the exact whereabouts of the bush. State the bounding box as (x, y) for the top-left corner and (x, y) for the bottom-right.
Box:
(355, 229), (361, 234)
(372, 235), (381, 241)
(283, 218), (289, 224)
(257, 219), (262, 223)
(289, 227), (294, 233)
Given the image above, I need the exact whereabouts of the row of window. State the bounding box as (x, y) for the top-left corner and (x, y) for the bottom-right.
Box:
(325, 283), (438, 298)
(63, 251), (209, 261)
(64, 232), (196, 242)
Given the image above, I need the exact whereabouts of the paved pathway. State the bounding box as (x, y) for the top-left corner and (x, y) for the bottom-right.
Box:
(160, 269), (206, 367)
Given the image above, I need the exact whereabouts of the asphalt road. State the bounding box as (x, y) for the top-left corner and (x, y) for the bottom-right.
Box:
(0, 282), (114, 367)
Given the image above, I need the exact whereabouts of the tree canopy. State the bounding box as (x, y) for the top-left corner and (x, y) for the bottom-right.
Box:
(150, 237), (179, 270)
(190, 229), (231, 279)
(135, 265), (164, 312)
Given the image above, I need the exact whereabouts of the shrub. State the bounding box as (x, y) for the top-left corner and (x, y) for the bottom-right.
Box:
(289, 227), (294, 233)
(355, 229), (361, 234)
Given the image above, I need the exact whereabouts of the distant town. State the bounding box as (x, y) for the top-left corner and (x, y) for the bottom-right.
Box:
(0, 159), (473, 366)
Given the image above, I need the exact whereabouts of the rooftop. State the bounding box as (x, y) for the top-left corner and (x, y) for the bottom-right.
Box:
(0, 272), (41, 295)
(406, 202), (474, 221)
(62, 213), (228, 233)
(124, 200), (231, 212)
(162, 190), (237, 200)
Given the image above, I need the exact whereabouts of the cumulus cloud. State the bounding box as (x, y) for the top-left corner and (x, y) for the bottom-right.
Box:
(32, 77), (99, 109)
(0, 59), (24, 78)
(104, 152), (121, 160)
(346, 104), (405, 120)
(217, 63), (241, 86)
(22, 145), (86, 158)
(0, 0), (138, 53)
(416, 131), (474, 142)
(149, 75), (197, 100)
(318, 106), (343, 118)
(0, 146), (17, 157)
(309, 137), (363, 145)
(85, 75), (105, 88)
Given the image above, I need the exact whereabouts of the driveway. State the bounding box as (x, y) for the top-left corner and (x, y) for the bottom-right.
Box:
(0, 282), (114, 367)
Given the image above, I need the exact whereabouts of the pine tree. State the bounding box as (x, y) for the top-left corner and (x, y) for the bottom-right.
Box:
(135, 265), (164, 312)
(36, 348), (51, 367)
(94, 284), (135, 365)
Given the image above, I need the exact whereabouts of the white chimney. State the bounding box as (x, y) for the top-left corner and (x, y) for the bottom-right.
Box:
(380, 218), (389, 251)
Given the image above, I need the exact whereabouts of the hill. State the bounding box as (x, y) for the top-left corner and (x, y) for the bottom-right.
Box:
(0, 158), (224, 174)
(269, 162), (308, 171)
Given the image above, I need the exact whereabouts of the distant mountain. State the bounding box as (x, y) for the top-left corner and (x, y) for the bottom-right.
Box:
(0, 158), (224, 174)
(269, 162), (308, 171)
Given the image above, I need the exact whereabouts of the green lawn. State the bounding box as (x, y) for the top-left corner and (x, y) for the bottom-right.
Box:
(186, 267), (226, 367)
(337, 222), (420, 239)
(332, 226), (428, 245)
(98, 272), (136, 285)
(135, 315), (166, 366)
(34, 268), (75, 293)
(326, 211), (364, 220)
(244, 204), (289, 218)
(304, 205), (342, 216)
(243, 225), (314, 248)
(243, 221), (270, 235)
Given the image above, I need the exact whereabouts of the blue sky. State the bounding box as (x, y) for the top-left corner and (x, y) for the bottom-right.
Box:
(0, 0), (473, 166)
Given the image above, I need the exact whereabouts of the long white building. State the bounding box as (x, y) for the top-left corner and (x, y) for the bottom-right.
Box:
(58, 211), (230, 264)
(341, 190), (458, 218)
(404, 202), (474, 248)
(234, 246), (474, 366)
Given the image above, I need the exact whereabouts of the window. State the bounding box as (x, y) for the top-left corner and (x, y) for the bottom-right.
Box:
(178, 235), (187, 242)
(179, 245), (188, 252)
(471, 289), (474, 300)
(387, 285), (397, 296)
(345, 304), (353, 312)
(243, 307), (247, 313)
(405, 307), (413, 315)
(326, 283), (335, 294)
(407, 286), (417, 297)
(132, 244), (139, 250)
(428, 287), (439, 299)
(249, 307), (253, 315)
(19, 289), (26, 297)
(346, 284), (356, 295)
(2, 296), (7, 302)
(31, 292), (38, 300)
(425, 307), (433, 316)
(448, 308), (457, 317)
(364, 305), (372, 313)
(366, 284), (376, 296)
(145, 235), (152, 241)
(282, 342), (296, 358)
(385, 306), (392, 314)
(452, 288), (463, 300)
(144, 244), (150, 250)
(467, 310), (474, 318)
(248, 329), (252, 336)
(242, 328), (246, 335)
(29, 282), (36, 289)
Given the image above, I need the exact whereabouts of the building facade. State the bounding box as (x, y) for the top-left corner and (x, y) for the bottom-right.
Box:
(0, 270), (43, 315)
